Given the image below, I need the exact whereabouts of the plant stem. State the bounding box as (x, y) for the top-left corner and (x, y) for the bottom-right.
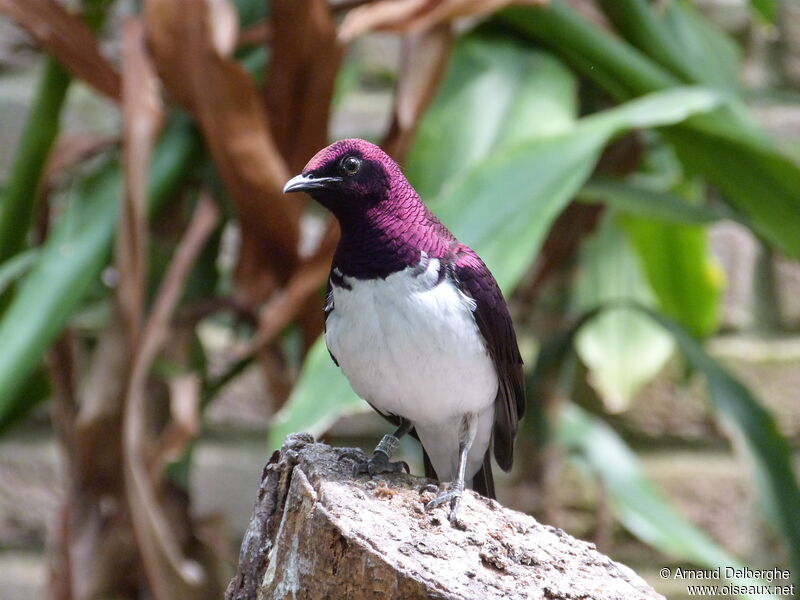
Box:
(0, 58), (71, 264)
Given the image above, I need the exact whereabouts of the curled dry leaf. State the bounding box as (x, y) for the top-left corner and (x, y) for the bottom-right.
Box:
(382, 23), (453, 162)
(238, 22), (273, 47)
(0, 0), (121, 100)
(42, 133), (115, 186)
(266, 0), (344, 173)
(150, 373), (201, 478)
(117, 18), (164, 345)
(206, 0), (239, 56)
(144, 0), (300, 305)
(243, 220), (339, 359)
(339, 0), (548, 41)
(123, 194), (220, 600)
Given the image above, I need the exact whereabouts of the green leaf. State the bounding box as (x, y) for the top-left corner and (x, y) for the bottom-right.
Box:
(644, 309), (800, 583)
(578, 178), (723, 224)
(599, 0), (740, 87)
(530, 315), (783, 599)
(0, 163), (119, 428)
(433, 86), (725, 292)
(622, 215), (723, 338)
(580, 178), (724, 338)
(499, 1), (800, 259)
(0, 117), (199, 429)
(662, 124), (800, 258)
(498, 2), (678, 99)
(572, 217), (673, 411)
(406, 27), (578, 200)
(0, 249), (39, 297)
(275, 86), (723, 446)
(0, 59), (70, 267)
(559, 403), (781, 600)
(749, 0), (778, 24)
(0, 369), (50, 436)
(267, 336), (365, 451)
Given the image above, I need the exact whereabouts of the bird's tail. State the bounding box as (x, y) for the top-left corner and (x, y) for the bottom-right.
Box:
(470, 450), (496, 499)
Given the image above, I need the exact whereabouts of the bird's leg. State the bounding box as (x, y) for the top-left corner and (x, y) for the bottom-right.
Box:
(352, 419), (412, 476)
(425, 414), (475, 523)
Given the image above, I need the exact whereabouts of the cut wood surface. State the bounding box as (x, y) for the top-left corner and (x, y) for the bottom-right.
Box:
(225, 433), (664, 600)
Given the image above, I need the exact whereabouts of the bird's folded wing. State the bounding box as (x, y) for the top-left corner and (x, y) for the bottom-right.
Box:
(452, 248), (525, 472)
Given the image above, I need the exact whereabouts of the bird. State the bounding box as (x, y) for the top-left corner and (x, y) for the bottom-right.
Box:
(283, 139), (524, 523)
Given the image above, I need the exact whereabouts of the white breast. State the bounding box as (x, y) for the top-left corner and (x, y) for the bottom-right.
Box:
(325, 254), (498, 480)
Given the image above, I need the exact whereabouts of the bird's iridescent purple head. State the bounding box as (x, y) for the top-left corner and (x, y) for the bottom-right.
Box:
(283, 139), (404, 215)
(285, 139), (451, 277)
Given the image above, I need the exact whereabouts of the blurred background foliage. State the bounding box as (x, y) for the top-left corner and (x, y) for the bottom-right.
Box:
(0, 0), (798, 598)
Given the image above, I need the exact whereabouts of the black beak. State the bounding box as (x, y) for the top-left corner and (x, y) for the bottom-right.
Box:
(283, 173), (342, 194)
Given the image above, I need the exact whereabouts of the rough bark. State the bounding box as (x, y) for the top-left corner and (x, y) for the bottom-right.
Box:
(225, 433), (664, 600)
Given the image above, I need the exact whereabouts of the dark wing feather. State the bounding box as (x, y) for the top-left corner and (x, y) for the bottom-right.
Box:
(324, 278), (339, 366)
(452, 247), (525, 472)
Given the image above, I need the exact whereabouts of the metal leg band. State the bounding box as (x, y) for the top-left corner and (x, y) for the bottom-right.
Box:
(374, 434), (400, 458)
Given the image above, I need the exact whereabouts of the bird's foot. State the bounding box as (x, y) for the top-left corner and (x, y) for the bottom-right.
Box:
(424, 481), (465, 524)
(348, 450), (409, 477)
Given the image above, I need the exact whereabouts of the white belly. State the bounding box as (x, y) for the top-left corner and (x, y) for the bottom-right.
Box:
(325, 257), (498, 480)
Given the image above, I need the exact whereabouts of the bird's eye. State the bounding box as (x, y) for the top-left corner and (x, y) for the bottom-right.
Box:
(341, 156), (361, 177)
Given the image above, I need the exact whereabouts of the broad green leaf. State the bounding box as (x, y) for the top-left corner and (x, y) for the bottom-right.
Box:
(578, 178), (723, 224)
(434, 86), (725, 292)
(499, 3), (679, 99)
(432, 126), (607, 291)
(559, 403), (780, 600)
(663, 125), (800, 258)
(622, 215), (723, 338)
(275, 87), (723, 445)
(499, 2), (800, 259)
(644, 309), (800, 583)
(599, 0), (740, 87)
(750, 0), (778, 24)
(572, 217), (673, 411)
(0, 249), (39, 296)
(0, 117), (199, 428)
(406, 27), (578, 200)
(581, 178), (724, 338)
(529, 316), (781, 599)
(0, 163), (118, 428)
(267, 337), (365, 451)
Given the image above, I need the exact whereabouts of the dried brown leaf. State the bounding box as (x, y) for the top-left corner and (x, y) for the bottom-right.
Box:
(207, 0), (239, 55)
(266, 0), (344, 173)
(256, 344), (294, 411)
(339, 0), (547, 41)
(117, 18), (164, 345)
(242, 220), (339, 358)
(123, 194), (220, 599)
(382, 24), (453, 162)
(237, 22), (272, 47)
(43, 133), (115, 183)
(150, 374), (201, 478)
(0, 0), (121, 100)
(144, 0), (301, 305)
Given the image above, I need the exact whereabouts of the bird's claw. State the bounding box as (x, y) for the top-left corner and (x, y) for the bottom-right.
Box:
(424, 482), (464, 523)
(350, 451), (409, 477)
(419, 483), (439, 495)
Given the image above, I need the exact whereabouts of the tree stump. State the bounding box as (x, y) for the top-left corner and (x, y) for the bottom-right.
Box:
(225, 433), (664, 600)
